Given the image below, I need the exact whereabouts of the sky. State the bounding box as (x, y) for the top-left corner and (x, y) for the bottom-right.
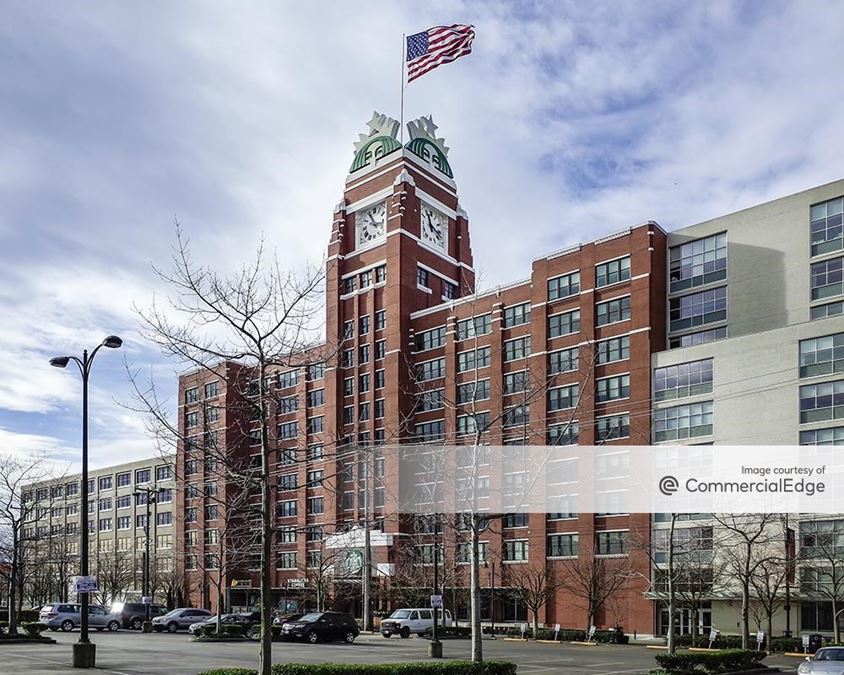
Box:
(1, 0), (843, 472)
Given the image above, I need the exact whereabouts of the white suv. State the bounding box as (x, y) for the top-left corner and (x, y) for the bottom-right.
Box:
(380, 608), (452, 638)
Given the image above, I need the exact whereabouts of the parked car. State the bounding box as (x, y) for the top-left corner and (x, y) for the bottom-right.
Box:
(189, 612), (262, 639)
(151, 607), (212, 633)
(114, 603), (169, 630)
(799, 647), (844, 673)
(280, 611), (359, 644)
(272, 612), (303, 627)
(380, 608), (452, 638)
(39, 603), (121, 632)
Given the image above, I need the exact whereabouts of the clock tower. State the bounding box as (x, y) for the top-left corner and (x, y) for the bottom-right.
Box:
(324, 111), (475, 526)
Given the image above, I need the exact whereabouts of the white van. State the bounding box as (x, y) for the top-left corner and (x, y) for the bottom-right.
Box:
(380, 607), (453, 638)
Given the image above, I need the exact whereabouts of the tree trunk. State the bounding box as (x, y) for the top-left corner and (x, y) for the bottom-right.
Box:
(9, 532), (18, 635)
(667, 514), (677, 654)
(470, 524), (483, 661)
(741, 578), (750, 650)
(259, 365), (272, 675)
(834, 599), (840, 643)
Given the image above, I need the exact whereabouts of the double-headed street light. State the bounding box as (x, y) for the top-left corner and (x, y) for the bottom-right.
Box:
(133, 485), (165, 632)
(50, 335), (122, 669)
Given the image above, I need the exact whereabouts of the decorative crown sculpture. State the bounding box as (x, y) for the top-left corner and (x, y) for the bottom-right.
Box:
(406, 115), (450, 157)
(353, 111), (400, 155)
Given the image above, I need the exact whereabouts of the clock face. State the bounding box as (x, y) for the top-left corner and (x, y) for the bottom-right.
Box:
(421, 205), (447, 251)
(356, 202), (386, 248)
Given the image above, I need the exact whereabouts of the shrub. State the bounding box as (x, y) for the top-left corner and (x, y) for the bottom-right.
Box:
(421, 626), (471, 638)
(769, 636), (802, 653)
(199, 662), (518, 675)
(21, 622), (48, 637)
(654, 649), (766, 674)
(673, 633), (744, 650)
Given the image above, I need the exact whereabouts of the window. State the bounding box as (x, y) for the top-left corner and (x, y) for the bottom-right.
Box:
(279, 473), (298, 490)
(800, 380), (844, 423)
(669, 233), (727, 292)
(442, 281), (456, 299)
(812, 257), (844, 300)
(66, 482), (79, 496)
(801, 427), (844, 445)
(504, 540), (529, 562)
(596, 414), (630, 442)
(417, 267), (430, 288)
(548, 271), (580, 301)
(99, 518), (112, 532)
(185, 411), (198, 428)
(812, 301), (844, 321)
(504, 336), (531, 362)
(360, 270), (372, 288)
(415, 420), (445, 442)
(458, 347), (491, 372)
(669, 326), (727, 348)
(278, 422), (298, 439)
(375, 265), (387, 284)
(596, 335), (630, 364)
(358, 316), (370, 336)
(549, 309), (580, 338)
(307, 469), (324, 487)
(184, 459), (198, 476)
(157, 512), (172, 526)
(158, 488), (173, 503)
(277, 552), (297, 569)
(342, 276), (356, 294)
(98, 476), (112, 491)
(306, 525), (324, 541)
(654, 401), (714, 441)
(343, 320), (354, 339)
(504, 371), (528, 395)
(548, 422), (578, 445)
(185, 387), (199, 404)
(185, 508), (197, 523)
(457, 315), (491, 340)
(343, 406), (354, 425)
(504, 303), (531, 328)
(457, 541), (489, 563)
(596, 256), (631, 288)
(457, 412), (490, 436)
(359, 344), (370, 364)
(307, 444), (324, 461)
(307, 389), (325, 407)
(417, 358), (445, 381)
(375, 369), (385, 389)
(596, 531), (627, 555)
(359, 402), (370, 421)
(135, 469), (150, 484)
(278, 396), (298, 414)
(549, 347), (578, 374)
(654, 359), (714, 401)
(669, 287), (727, 332)
(596, 296), (631, 326)
(207, 404), (222, 423)
(116, 495), (131, 509)
(204, 381), (219, 398)
(307, 497), (324, 514)
(98, 498), (112, 511)
(376, 340), (386, 359)
(811, 197), (844, 256)
(503, 404), (528, 427)
(375, 399), (385, 418)
(278, 526), (297, 543)
(548, 384), (578, 411)
(375, 309), (386, 330)
(596, 375), (629, 402)
(117, 516), (131, 530)
(548, 533), (578, 557)
(277, 500), (297, 517)
(278, 370), (298, 389)
(156, 465), (171, 481)
(88, 479), (95, 494)
(418, 388), (444, 412)
(800, 333), (844, 377)
(457, 379), (490, 404)
(307, 416), (324, 434)
(416, 326), (446, 351)
(343, 377), (354, 397)
(204, 505), (218, 520)
(307, 363), (325, 380)
(136, 514), (148, 528)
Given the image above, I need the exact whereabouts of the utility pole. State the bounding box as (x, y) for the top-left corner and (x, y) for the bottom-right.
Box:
(133, 485), (164, 632)
(361, 443), (371, 632)
(429, 513), (442, 658)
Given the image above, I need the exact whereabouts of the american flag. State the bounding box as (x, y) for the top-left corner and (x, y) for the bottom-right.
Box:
(406, 24), (475, 83)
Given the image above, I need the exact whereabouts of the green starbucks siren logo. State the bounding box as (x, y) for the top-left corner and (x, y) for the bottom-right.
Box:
(350, 111), (401, 173)
(405, 115), (453, 179)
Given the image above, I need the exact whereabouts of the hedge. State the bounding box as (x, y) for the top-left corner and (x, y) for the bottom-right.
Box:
(422, 626), (472, 638)
(198, 662), (517, 675)
(769, 636), (803, 653)
(0, 610), (38, 623)
(21, 622), (48, 637)
(673, 634), (744, 650)
(653, 649), (766, 674)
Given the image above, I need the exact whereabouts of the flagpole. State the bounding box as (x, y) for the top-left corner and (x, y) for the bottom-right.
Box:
(400, 33), (405, 144)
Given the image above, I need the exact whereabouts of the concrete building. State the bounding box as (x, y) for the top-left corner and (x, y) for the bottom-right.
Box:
(22, 455), (177, 607)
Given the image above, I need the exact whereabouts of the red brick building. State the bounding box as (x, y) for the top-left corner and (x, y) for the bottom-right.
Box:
(177, 112), (667, 634)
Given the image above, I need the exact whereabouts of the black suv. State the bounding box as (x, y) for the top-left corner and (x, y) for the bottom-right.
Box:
(117, 603), (169, 630)
(280, 612), (359, 644)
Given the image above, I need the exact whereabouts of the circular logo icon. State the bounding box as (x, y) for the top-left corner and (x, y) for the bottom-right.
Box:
(659, 475), (679, 496)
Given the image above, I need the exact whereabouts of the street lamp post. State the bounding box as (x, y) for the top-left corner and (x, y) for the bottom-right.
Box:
(485, 557), (496, 639)
(50, 335), (122, 669)
(429, 514), (442, 659)
(133, 485), (164, 632)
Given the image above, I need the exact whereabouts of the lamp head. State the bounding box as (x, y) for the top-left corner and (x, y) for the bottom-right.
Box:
(103, 335), (123, 349)
(49, 356), (70, 368)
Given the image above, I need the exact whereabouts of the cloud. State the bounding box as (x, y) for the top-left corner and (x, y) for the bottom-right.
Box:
(0, 0), (842, 467)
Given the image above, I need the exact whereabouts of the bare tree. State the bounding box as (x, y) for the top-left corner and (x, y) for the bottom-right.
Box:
(130, 225), (325, 675)
(799, 519), (844, 642)
(557, 553), (631, 634)
(94, 550), (134, 607)
(507, 563), (559, 638)
(713, 513), (781, 649)
(749, 556), (788, 647)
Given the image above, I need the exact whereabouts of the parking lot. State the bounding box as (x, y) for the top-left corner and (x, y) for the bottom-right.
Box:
(3, 630), (803, 674)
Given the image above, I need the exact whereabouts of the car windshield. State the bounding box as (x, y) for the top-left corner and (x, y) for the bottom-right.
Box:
(298, 613), (322, 622)
(816, 648), (844, 661)
(389, 610), (411, 619)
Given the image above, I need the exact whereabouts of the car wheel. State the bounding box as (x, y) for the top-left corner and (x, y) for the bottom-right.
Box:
(344, 631), (356, 644)
(400, 626), (410, 639)
(167, 622), (179, 633)
(382, 632), (391, 638)
(108, 621), (120, 632)
(61, 620), (74, 632)
(130, 618), (143, 630)
(308, 630), (319, 644)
